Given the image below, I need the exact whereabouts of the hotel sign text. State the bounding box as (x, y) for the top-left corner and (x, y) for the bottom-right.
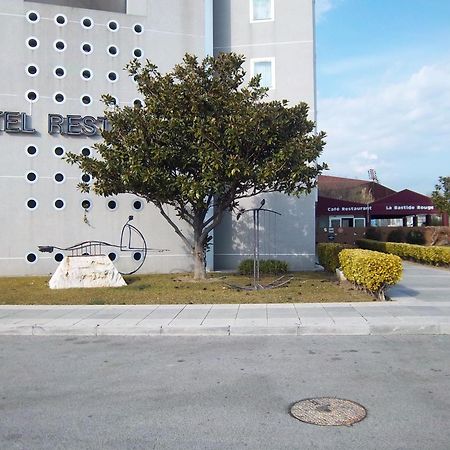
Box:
(0, 111), (109, 136)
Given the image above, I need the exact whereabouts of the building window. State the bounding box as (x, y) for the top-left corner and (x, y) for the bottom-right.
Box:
(108, 252), (117, 262)
(107, 199), (118, 211)
(54, 39), (66, 52)
(81, 147), (91, 157)
(26, 252), (38, 264)
(107, 71), (118, 82)
(54, 14), (67, 26)
(133, 23), (144, 34)
(53, 92), (66, 104)
(54, 172), (65, 184)
(26, 145), (38, 157)
(26, 171), (38, 183)
(250, 0), (274, 22)
(81, 199), (92, 211)
(54, 146), (65, 158)
(81, 68), (93, 80)
(133, 200), (143, 211)
(26, 10), (40, 23)
(133, 48), (143, 59)
(107, 45), (119, 57)
(81, 95), (92, 106)
(26, 64), (39, 77)
(54, 198), (65, 210)
(107, 20), (119, 32)
(251, 58), (275, 89)
(54, 66), (66, 78)
(25, 90), (39, 102)
(54, 253), (64, 262)
(26, 198), (38, 211)
(81, 17), (94, 29)
(81, 42), (93, 54)
(26, 37), (39, 49)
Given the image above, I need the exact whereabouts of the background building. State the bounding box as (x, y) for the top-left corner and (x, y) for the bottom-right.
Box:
(0, 0), (317, 276)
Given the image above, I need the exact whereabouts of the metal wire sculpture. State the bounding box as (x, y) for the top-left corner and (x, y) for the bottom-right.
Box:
(38, 216), (164, 275)
(229, 199), (293, 291)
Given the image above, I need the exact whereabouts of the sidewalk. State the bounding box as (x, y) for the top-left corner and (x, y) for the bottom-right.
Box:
(0, 262), (448, 336)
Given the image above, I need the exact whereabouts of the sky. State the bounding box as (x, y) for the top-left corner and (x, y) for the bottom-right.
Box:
(315, 0), (450, 195)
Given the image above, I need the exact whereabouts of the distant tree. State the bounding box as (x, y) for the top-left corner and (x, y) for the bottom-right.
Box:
(67, 53), (327, 279)
(432, 176), (450, 215)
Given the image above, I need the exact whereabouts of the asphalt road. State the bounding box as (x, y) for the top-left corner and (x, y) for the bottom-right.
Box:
(1, 336), (450, 450)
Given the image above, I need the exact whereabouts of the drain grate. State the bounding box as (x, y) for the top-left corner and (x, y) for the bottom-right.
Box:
(290, 397), (367, 426)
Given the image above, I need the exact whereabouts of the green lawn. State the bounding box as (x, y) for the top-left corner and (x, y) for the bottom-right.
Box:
(0, 272), (373, 305)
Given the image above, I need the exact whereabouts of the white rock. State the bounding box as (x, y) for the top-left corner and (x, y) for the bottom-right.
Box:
(49, 256), (127, 289)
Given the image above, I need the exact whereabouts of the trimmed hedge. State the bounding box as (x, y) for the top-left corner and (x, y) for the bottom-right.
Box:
(317, 243), (352, 273)
(356, 239), (450, 266)
(339, 249), (403, 300)
(238, 259), (288, 275)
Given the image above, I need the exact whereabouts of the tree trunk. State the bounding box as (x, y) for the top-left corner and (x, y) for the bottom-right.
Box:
(193, 226), (207, 280)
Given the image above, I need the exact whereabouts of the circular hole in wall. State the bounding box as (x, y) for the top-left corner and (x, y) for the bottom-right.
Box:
(26, 37), (39, 49)
(107, 20), (119, 32)
(54, 253), (64, 262)
(26, 11), (40, 23)
(54, 40), (66, 52)
(26, 198), (38, 210)
(25, 90), (39, 102)
(26, 145), (38, 157)
(54, 14), (67, 26)
(26, 64), (39, 77)
(54, 146), (65, 157)
(133, 23), (144, 34)
(26, 252), (38, 264)
(81, 17), (93, 29)
(54, 198), (65, 210)
(26, 171), (38, 183)
(81, 42), (93, 54)
(107, 45), (119, 57)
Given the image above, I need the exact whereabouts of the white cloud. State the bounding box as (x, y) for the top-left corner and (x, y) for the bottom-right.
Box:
(317, 62), (450, 194)
(315, 0), (340, 22)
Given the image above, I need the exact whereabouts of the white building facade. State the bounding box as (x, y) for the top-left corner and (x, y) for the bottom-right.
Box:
(0, 0), (317, 276)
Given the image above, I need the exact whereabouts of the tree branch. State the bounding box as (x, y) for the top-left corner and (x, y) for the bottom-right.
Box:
(155, 202), (192, 250)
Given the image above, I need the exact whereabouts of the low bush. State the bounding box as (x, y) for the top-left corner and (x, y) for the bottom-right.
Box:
(339, 249), (403, 300)
(406, 230), (425, 245)
(356, 239), (450, 266)
(387, 229), (404, 243)
(238, 259), (288, 275)
(365, 227), (381, 241)
(317, 243), (352, 273)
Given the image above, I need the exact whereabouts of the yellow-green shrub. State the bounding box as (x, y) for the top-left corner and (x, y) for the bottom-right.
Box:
(317, 243), (352, 273)
(356, 239), (450, 266)
(339, 249), (403, 300)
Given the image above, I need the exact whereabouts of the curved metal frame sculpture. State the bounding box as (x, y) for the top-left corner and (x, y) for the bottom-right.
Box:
(38, 216), (162, 275)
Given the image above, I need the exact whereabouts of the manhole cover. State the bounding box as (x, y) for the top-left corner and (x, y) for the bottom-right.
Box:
(290, 397), (367, 426)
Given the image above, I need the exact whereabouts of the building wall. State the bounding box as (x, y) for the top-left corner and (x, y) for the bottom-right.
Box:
(212, 0), (317, 271)
(0, 0), (205, 276)
(0, 0), (316, 276)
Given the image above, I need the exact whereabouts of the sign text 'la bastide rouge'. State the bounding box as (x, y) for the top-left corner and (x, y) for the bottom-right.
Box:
(0, 111), (109, 136)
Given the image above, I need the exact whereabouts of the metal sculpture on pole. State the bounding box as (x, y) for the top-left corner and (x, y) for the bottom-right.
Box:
(231, 199), (293, 290)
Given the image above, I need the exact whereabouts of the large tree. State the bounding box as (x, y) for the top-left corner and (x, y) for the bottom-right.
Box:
(67, 53), (326, 279)
(432, 176), (450, 215)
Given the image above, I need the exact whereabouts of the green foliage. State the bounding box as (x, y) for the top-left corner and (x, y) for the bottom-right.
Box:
(365, 227), (381, 241)
(387, 229), (405, 243)
(432, 176), (450, 214)
(317, 243), (352, 273)
(406, 230), (425, 245)
(66, 53), (327, 278)
(356, 239), (450, 266)
(238, 259), (288, 275)
(339, 249), (403, 300)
